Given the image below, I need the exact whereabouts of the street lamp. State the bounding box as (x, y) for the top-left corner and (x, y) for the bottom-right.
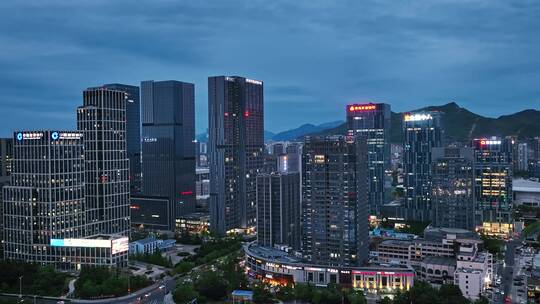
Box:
(19, 276), (23, 299)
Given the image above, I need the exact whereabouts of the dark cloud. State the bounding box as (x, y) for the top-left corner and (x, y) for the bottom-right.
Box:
(0, 0), (539, 135)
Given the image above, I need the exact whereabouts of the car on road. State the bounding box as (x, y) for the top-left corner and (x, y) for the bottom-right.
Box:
(145, 293), (151, 298)
(159, 284), (166, 290)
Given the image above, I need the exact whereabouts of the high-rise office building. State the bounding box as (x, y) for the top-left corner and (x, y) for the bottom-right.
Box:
(402, 111), (444, 222)
(302, 136), (369, 267)
(534, 137), (540, 161)
(3, 131), (128, 269)
(346, 103), (391, 217)
(517, 142), (529, 172)
(431, 147), (475, 230)
(256, 172), (301, 250)
(504, 135), (518, 171)
(271, 143), (285, 156)
(77, 88), (130, 237)
(263, 153), (278, 174)
(0, 138), (12, 181)
(0, 138), (13, 259)
(472, 138), (513, 237)
(140, 80), (196, 231)
(195, 140), (208, 167)
(208, 76), (264, 235)
(90, 84), (142, 195)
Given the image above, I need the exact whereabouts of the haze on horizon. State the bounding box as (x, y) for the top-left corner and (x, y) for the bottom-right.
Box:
(0, 0), (539, 136)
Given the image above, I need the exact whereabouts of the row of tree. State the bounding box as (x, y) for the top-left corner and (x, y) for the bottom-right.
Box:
(173, 252), (248, 303)
(0, 261), (69, 297)
(130, 250), (173, 268)
(75, 267), (151, 299)
(386, 281), (488, 304)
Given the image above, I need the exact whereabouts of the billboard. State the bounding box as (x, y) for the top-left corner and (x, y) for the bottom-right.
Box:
(50, 238), (111, 248)
(111, 237), (129, 254)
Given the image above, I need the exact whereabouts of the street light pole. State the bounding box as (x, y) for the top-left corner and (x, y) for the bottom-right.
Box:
(19, 276), (23, 299)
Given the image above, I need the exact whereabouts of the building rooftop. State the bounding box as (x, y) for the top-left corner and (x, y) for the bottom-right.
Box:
(178, 212), (210, 220)
(513, 178), (540, 193)
(533, 253), (540, 268)
(422, 256), (456, 267)
(246, 243), (301, 264)
(379, 239), (413, 247)
(455, 268), (482, 274)
(245, 243), (415, 273)
(132, 237), (159, 246)
(424, 226), (478, 241)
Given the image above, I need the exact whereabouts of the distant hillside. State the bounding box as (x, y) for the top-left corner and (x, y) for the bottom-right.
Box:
(196, 130), (276, 142)
(270, 120), (343, 141)
(308, 102), (540, 143)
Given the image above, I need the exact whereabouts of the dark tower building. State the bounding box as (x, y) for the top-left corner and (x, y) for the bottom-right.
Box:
(77, 88), (130, 237)
(256, 172), (301, 250)
(208, 76), (264, 235)
(346, 103), (391, 217)
(91, 84), (142, 195)
(140, 80), (196, 231)
(302, 136), (369, 267)
(0, 138), (13, 259)
(431, 147), (475, 230)
(472, 138), (513, 237)
(402, 111), (444, 222)
(0, 138), (12, 181)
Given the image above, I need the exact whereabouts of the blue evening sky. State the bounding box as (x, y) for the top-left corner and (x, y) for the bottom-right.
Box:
(0, 0), (539, 135)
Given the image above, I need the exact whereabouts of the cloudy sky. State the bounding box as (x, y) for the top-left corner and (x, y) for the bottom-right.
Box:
(1, 0), (539, 136)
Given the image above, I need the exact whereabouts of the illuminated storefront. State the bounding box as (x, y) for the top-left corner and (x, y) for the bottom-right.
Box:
(244, 243), (414, 295)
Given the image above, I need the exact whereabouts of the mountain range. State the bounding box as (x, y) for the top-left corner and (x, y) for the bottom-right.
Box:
(196, 102), (540, 143)
(311, 102), (540, 143)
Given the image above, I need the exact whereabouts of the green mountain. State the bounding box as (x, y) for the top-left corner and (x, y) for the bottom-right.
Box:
(308, 102), (540, 143)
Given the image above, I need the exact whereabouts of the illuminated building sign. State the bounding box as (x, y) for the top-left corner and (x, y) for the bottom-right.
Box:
(111, 237), (129, 254)
(478, 139), (501, 146)
(403, 113), (433, 122)
(314, 155), (325, 164)
(351, 270), (414, 277)
(16, 132), (44, 141)
(245, 78), (263, 85)
(143, 137), (157, 143)
(51, 132), (83, 140)
(50, 237), (129, 254)
(348, 104), (376, 112)
(50, 238), (111, 248)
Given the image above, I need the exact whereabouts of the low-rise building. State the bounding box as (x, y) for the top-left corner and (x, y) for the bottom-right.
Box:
(129, 237), (176, 255)
(454, 243), (493, 301)
(513, 178), (540, 207)
(420, 256), (456, 285)
(175, 212), (210, 235)
(244, 243), (414, 297)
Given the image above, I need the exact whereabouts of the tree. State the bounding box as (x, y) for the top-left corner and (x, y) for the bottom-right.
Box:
(474, 296), (489, 304)
(275, 284), (294, 302)
(438, 284), (467, 304)
(253, 283), (274, 304)
(345, 289), (367, 304)
(173, 282), (198, 304)
(293, 283), (314, 302)
(194, 270), (228, 301)
(380, 297), (393, 304)
(175, 261), (195, 274)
